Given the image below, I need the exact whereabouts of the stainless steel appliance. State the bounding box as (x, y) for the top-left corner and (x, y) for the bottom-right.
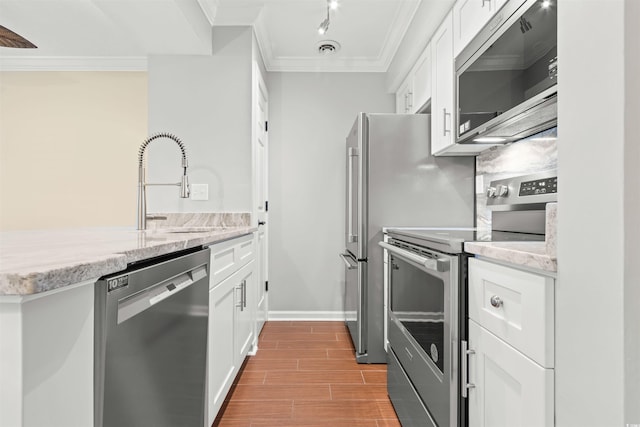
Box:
(456, 0), (558, 145)
(383, 170), (557, 426)
(340, 113), (475, 363)
(94, 247), (210, 427)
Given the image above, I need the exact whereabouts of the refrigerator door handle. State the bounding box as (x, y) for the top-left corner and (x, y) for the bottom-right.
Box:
(339, 253), (358, 270)
(347, 147), (359, 243)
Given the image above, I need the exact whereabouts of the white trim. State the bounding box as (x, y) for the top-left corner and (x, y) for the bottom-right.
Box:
(0, 57), (148, 71)
(267, 311), (346, 321)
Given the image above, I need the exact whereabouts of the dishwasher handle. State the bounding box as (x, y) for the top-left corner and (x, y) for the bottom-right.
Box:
(117, 264), (208, 324)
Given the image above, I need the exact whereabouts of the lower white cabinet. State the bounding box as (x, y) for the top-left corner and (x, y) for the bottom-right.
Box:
(468, 321), (554, 427)
(207, 235), (256, 426)
(467, 258), (555, 427)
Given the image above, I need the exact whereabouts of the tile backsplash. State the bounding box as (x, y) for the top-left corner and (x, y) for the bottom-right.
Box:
(476, 127), (558, 231)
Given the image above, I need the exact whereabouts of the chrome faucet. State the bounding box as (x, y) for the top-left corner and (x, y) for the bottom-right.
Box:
(137, 132), (190, 230)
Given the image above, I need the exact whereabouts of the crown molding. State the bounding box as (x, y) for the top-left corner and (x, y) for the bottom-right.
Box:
(0, 56), (148, 71)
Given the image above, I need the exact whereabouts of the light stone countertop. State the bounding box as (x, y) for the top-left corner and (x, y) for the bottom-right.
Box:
(0, 226), (255, 296)
(464, 241), (557, 273)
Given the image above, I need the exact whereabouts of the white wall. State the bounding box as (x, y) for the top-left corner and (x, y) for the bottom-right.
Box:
(557, 0), (639, 425)
(146, 26), (254, 213)
(0, 72), (147, 230)
(267, 72), (394, 316)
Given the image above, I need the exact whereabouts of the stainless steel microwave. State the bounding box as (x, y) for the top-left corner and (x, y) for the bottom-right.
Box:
(455, 0), (557, 145)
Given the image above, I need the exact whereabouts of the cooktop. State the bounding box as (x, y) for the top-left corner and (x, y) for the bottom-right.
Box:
(384, 227), (545, 254)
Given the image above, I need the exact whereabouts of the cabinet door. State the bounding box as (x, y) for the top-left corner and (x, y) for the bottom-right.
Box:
(235, 262), (255, 360)
(395, 79), (412, 114)
(467, 321), (554, 427)
(208, 277), (237, 425)
(410, 45), (432, 113)
(453, 0), (497, 58)
(431, 11), (455, 155)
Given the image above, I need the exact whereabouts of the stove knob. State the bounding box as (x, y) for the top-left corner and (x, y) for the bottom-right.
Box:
(497, 184), (509, 197)
(486, 186), (497, 198)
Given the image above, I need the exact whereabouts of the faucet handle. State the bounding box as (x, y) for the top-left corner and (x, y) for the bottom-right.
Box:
(180, 175), (190, 198)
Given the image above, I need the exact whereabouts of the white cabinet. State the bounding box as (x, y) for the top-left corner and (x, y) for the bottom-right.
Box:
(395, 44), (432, 114)
(466, 258), (555, 427)
(410, 45), (432, 113)
(453, 0), (507, 58)
(207, 234), (256, 426)
(468, 321), (554, 427)
(395, 78), (413, 114)
(431, 11), (455, 155)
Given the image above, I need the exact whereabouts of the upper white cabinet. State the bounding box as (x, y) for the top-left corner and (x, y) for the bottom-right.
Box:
(431, 11), (455, 155)
(453, 0), (507, 58)
(410, 45), (432, 113)
(395, 78), (413, 114)
(395, 42), (432, 114)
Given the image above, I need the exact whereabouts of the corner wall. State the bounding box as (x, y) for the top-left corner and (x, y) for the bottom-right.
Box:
(0, 72), (147, 230)
(267, 72), (393, 316)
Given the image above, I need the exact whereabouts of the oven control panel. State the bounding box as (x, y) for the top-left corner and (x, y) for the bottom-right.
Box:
(518, 176), (558, 196)
(486, 170), (558, 209)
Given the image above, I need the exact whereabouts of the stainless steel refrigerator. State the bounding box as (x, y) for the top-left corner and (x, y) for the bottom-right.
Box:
(340, 113), (475, 363)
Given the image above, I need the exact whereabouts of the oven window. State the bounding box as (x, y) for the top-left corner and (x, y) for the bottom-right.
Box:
(390, 254), (444, 373)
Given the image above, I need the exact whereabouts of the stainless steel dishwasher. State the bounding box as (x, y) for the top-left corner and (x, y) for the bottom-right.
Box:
(94, 246), (210, 427)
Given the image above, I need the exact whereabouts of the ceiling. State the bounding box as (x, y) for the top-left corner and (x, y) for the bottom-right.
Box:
(0, 0), (424, 72)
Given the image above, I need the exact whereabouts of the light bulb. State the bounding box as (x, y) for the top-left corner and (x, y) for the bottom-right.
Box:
(329, 0), (339, 10)
(542, 0), (551, 7)
(318, 18), (329, 35)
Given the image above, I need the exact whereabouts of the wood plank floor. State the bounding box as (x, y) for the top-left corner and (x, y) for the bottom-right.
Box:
(212, 321), (401, 427)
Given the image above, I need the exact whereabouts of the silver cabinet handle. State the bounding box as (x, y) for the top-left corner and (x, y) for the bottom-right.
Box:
(461, 340), (476, 398)
(443, 108), (451, 136)
(490, 295), (503, 308)
(379, 241), (450, 273)
(347, 147), (358, 243)
(242, 279), (247, 309)
(408, 92), (413, 111)
(236, 284), (243, 310)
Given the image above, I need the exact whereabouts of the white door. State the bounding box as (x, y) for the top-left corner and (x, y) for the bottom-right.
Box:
(467, 321), (554, 427)
(252, 61), (269, 336)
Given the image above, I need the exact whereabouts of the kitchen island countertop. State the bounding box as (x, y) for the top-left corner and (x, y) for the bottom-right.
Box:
(464, 241), (557, 273)
(0, 226), (255, 296)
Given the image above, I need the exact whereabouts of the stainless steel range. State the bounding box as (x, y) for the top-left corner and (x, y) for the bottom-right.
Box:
(382, 170), (557, 427)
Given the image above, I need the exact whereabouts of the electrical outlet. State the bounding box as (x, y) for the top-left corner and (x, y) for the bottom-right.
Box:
(475, 175), (484, 194)
(190, 184), (209, 201)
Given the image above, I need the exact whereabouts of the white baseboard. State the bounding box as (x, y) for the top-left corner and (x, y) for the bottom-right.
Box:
(267, 311), (346, 321)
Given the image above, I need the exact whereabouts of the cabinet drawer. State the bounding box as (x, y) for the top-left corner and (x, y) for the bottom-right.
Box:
(209, 234), (254, 288)
(468, 258), (554, 368)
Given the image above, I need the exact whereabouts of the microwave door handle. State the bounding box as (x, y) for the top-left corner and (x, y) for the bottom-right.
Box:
(378, 242), (450, 273)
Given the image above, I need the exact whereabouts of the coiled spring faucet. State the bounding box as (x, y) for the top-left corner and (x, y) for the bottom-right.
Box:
(137, 132), (190, 230)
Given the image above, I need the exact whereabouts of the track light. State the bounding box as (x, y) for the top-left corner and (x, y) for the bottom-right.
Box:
(317, 0), (337, 35)
(318, 17), (330, 35)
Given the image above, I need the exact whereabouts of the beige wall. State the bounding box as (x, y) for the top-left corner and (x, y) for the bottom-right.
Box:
(0, 72), (147, 230)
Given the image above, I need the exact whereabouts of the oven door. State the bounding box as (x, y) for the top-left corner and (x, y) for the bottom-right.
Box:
(382, 242), (459, 427)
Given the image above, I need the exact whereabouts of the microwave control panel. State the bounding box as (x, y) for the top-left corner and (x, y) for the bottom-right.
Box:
(519, 176), (558, 196)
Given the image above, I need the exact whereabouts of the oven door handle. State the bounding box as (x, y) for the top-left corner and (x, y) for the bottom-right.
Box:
(378, 242), (450, 273)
